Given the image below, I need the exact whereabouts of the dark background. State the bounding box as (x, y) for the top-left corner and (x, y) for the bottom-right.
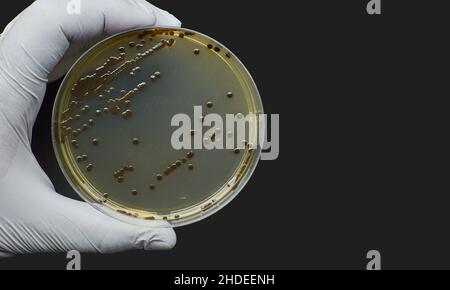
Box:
(0, 0), (449, 270)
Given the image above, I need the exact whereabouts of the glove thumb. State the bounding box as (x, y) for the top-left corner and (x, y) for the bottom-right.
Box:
(46, 197), (177, 253)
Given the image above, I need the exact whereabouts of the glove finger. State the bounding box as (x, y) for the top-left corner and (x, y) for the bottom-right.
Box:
(0, 194), (176, 254)
(0, 144), (176, 255)
(48, 0), (182, 81)
(0, 0), (181, 141)
(51, 196), (177, 253)
(62, 197), (176, 253)
(48, 35), (106, 82)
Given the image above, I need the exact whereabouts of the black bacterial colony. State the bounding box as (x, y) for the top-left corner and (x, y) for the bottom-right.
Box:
(53, 28), (263, 226)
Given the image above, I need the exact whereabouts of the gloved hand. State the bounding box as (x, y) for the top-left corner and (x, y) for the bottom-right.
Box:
(0, 0), (181, 257)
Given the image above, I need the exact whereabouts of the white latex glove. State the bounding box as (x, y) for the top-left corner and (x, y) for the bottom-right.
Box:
(0, 0), (181, 257)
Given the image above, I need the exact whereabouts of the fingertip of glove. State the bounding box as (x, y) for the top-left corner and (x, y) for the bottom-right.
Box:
(159, 9), (182, 28)
(135, 226), (177, 251)
(133, 1), (181, 28)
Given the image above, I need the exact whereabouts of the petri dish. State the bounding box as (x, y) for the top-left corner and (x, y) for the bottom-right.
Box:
(52, 27), (263, 227)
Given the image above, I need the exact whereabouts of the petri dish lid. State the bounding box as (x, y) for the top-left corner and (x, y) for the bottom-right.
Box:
(52, 27), (263, 227)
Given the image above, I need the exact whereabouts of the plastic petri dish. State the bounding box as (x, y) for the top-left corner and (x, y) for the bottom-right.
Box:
(52, 27), (263, 227)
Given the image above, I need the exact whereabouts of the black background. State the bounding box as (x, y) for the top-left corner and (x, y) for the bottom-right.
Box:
(0, 0), (449, 270)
